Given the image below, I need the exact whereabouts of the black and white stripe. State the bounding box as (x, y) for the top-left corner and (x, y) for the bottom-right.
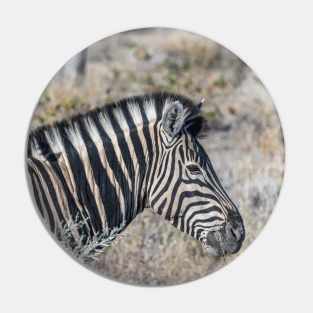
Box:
(27, 93), (245, 260)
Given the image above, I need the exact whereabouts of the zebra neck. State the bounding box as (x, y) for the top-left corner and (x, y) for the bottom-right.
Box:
(104, 121), (155, 231)
(27, 97), (163, 252)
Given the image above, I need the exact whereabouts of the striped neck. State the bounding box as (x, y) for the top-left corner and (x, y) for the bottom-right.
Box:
(28, 94), (165, 238)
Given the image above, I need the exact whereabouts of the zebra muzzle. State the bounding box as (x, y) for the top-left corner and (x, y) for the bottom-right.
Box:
(202, 220), (245, 256)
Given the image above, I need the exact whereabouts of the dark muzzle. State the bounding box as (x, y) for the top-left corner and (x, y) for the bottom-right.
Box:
(207, 217), (245, 256)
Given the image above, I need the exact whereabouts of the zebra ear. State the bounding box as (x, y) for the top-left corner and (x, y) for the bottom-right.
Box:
(162, 101), (185, 137)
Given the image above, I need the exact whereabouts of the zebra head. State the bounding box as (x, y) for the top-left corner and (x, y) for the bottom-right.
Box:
(149, 96), (245, 257)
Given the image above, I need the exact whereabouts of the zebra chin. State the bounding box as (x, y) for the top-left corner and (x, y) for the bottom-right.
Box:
(199, 221), (245, 257)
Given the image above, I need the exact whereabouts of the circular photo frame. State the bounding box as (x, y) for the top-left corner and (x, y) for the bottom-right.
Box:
(26, 27), (285, 286)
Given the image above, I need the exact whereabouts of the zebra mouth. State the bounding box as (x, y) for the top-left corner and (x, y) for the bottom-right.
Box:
(200, 221), (244, 257)
(200, 230), (223, 256)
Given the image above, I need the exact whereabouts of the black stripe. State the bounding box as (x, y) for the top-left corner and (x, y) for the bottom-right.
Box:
(165, 161), (183, 220)
(120, 104), (147, 217)
(175, 201), (211, 231)
(152, 152), (170, 196)
(32, 131), (91, 239)
(191, 217), (224, 238)
(146, 122), (161, 198)
(120, 105), (147, 170)
(156, 198), (167, 215)
(91, 112), (133, 222)
(138, 103), (154, 203)
(187, 207), (222, 235)
(193, 216), (224, 226)
(178, 145), (185, 164)
(31, 159), (67, 227)
(151, 144), (179, 209)
(58, 125), (103, 233)
(32, 169), (55, 232)
(105, 106), (136, 222)
(175, 191), (223, 233)
(77, 119), (124, 229)
(28, 166), (45, 218)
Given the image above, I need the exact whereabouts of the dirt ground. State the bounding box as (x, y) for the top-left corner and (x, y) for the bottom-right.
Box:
(30, 28), (285, 286)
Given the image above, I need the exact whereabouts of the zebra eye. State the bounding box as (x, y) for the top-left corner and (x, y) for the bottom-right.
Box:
(186, 164), (202, 175)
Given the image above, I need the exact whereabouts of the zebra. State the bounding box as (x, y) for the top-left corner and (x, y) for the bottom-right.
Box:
(27, 92), (245, 262)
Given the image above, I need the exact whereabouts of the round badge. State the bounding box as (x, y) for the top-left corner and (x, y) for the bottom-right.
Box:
(26, 27), (284, 286)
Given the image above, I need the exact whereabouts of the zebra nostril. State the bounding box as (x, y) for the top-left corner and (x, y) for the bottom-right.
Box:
(231, 228), (239, 241)
(234, 227), (243, 242)
(227, 223), (242, 242)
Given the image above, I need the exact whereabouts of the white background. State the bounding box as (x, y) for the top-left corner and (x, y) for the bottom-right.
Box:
(0, 1), (312, 312)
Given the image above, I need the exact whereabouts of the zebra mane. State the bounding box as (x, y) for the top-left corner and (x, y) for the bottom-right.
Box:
(28, 92), (208, 159)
